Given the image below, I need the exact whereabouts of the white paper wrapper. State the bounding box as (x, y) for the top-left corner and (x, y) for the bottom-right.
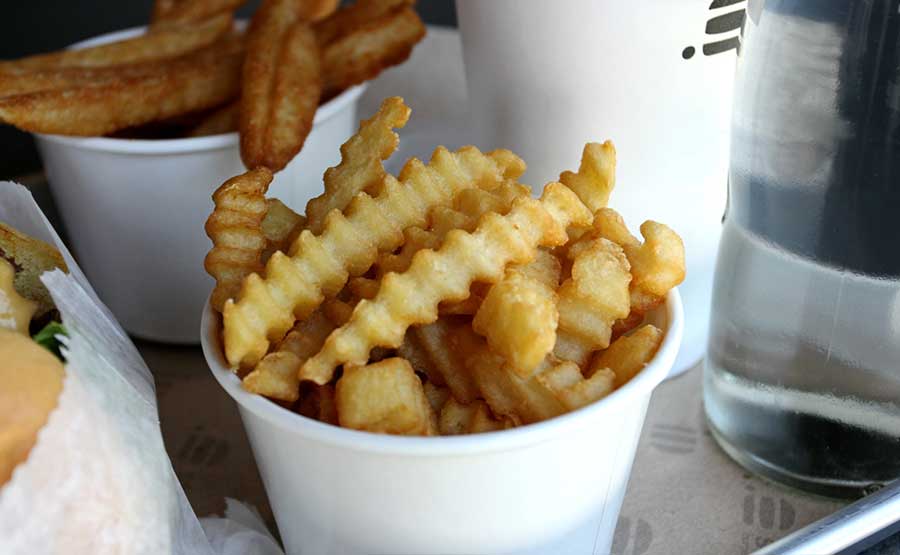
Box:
(0, 182), (281, 555)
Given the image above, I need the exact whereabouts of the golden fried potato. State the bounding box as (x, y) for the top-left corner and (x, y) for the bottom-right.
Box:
(588, 325), (664, 388)
(397, 330), (445, 386)
(422, 380), (451, 413)
(260, 198), (306, 263)
(240, 0), (321, 171)
(295, 382), (338, 425)
(593, 209), (686, 314)
(242, 309), (334, 401)
(535, 360), (615, 411)
(453, 326), (564, 424)
(299, 184), (591, 384)
(335, 358), (435, 435)
(204, 167), (272, 313)
(554, 238), (631, 366)
(472, 250), (561, 377)
(559, 141), (616, 214)
(412, 318), (479, 403)
(438, 398), (506, 435)
(306, 96), (410, 233)
(223, 144), (521, 368)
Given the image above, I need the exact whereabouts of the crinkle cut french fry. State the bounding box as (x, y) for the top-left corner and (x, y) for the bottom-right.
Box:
(321, 7), (425, 98)
(472, 250), (561, 377)
(300, 183), (591, 385)
(242, 309), (334, 401)
(223, 145), (522, 368)
(240, 1), (321, 171)
(260, 198), (305, 264)
(0, 36), (244, 136)
(452, 326), (563, 424)
(559, 141), (616, 214)
(295, 382), (339, 424)
(376, 180), (528, 277)
(412, 318), (479, 403)
(397, 330), (445, 387)
(535, 360), (615, 411)
(204, 167), (272, 313)
(439, 398), (506, 435)
(0, 14), (234, 74)
(553, 238), (631, 367)
(592, 208), (686, 314)
(305, 97), (410, 233)
(588, 325), (663, 389)
(335, 357), (436, 436)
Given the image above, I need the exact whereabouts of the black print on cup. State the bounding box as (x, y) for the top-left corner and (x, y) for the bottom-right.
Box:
(683, 0), (747, 59)
(649, 423), (697, 454)
(612, 516), (653, 555)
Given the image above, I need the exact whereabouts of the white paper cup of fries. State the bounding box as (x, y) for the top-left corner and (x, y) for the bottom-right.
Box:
(31, 28), (366, 344)
(201, 290), (682, 555)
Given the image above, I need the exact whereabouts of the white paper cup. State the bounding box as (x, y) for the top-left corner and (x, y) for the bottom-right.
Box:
(201, 291), (683, 555)
(34, 26), (366, 344)
(457, 0), (740, 373)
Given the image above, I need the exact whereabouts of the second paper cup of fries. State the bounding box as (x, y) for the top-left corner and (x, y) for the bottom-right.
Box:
(201, 95), (686, 555)
(0, 1), (426, 343)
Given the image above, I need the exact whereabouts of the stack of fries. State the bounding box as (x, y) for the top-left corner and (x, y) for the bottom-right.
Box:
(0, 0), (425, 171)
(205, 97), (686, 436)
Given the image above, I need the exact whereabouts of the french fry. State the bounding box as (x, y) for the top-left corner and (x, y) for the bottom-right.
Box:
(348, 276), (379, 300)
(305, 96), (410, 233)
(422, 380), (450, 413)
(321, 7), (425, 98)
(295, 382), (338, 425)
(188, 100), (239, 137)
(472, 250), (561, 377)
(559, 141), (616, 214)
(242, 309), (334, 401)
(593, 208), (686, 313)
(240, 0), (322, 171)
(204, 167), (272, 313)
(438, 398), (506, 435)
(335, 358), (436, 435)
(412, 318), (479, 403)
(260, 198), (305, 263)
(553, 238), (632, 367)
(314, 0), (413, 45)
(0, 14), (233, 74)
(299, 182), (592, 384)
(376, 181), (528, 277)
(0, 36), (244, 135)
(535, 360), (615, 411)
(223, 145), (521, 368)
(588, 324), (664, 388)
(397, 330), (444, 386)
(452, 326), (563, 424)
(151, 0), (246, 25)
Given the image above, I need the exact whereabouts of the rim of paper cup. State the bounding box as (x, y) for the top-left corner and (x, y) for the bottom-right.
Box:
(201, 289), (684, 456)
(32, 25), (367, 154)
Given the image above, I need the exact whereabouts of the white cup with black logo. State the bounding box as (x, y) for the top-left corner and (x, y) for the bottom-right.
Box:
(457, 0), (743, 374)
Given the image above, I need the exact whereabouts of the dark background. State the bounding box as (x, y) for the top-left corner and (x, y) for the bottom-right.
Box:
(0, 0), (456, 179)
